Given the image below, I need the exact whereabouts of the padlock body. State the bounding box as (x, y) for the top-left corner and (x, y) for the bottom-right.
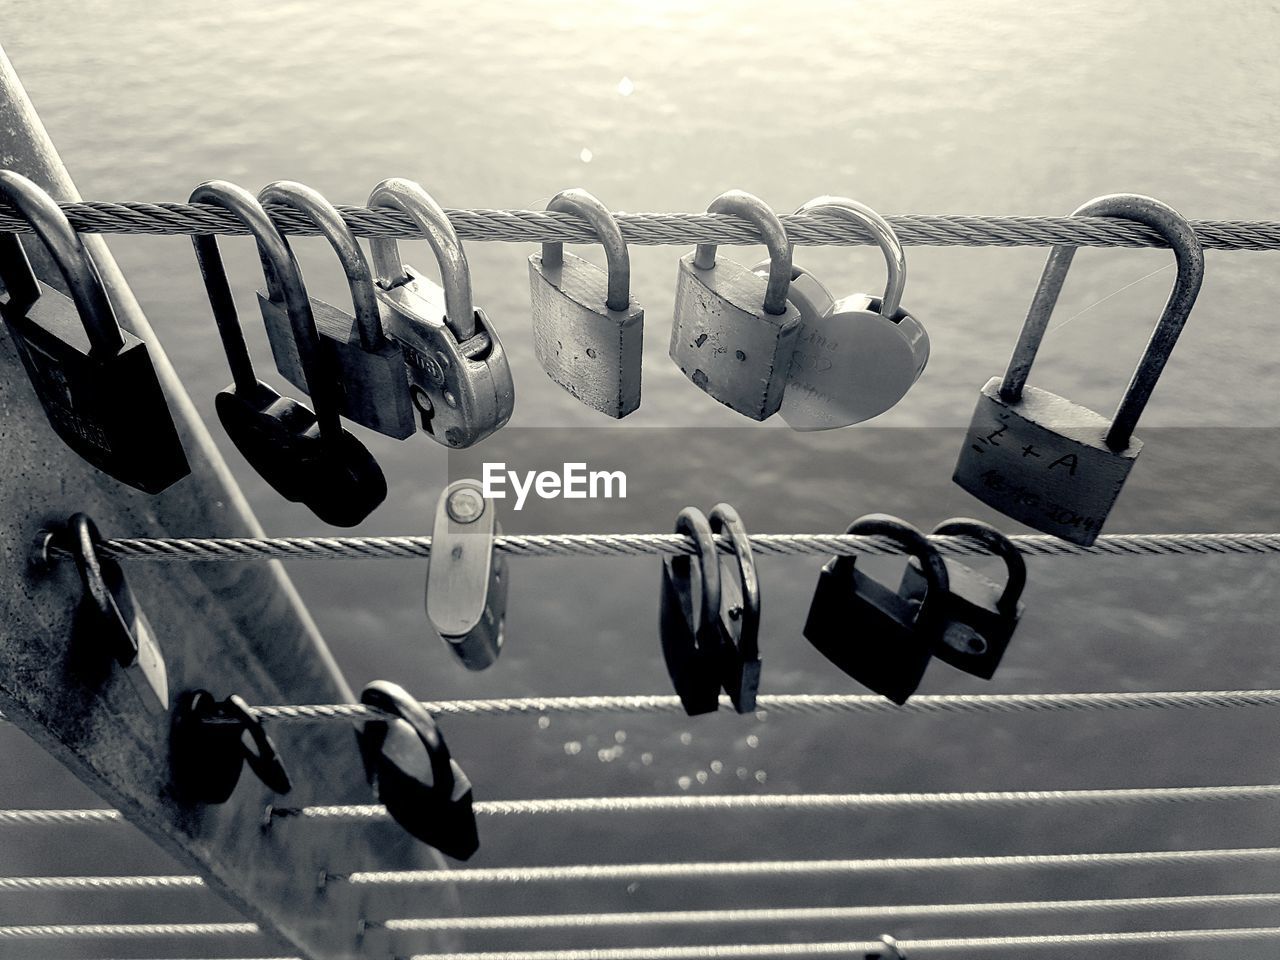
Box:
(721, 652), (761, 714)
(528, 252), (643, 418)
(953, 377), (1142, 546)
(376, 264), (515, 448)
(660, 558), (723, 716)
(260, 292), (416, 440)
(437, 556), (507, 671)
(900, 559), (1023, 680)
(669, 252), (801, 421)
(803, 558), (932, 705)
(169, 692), (246, 805)
(3, 284), (189, 493)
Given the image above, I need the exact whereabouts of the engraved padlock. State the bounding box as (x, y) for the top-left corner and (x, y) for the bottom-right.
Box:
(669, 191), (802, 420)
(64, 513), (168, 714)
(0, 171), (189, 493)
(709, 503), (762, 714)
(762, 197), (929, 429)
(899, 519), (1025, 680)
(368, 179), (514, 447)
(426, 479), (507, 670)
(258, 181), (417, 439)
(190, 180), (387, 527)
(659, 507), (725, 716)
(170, 690), (292, 805)
(952, 194), (1204, 545)
(355, 680), (479, 860)
(528, 189), (643, 418)
(803, 514), (949, 705)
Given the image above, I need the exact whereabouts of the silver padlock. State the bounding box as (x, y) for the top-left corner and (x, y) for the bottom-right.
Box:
(258, 181), (417, 440)
(669, 191), (802, 420)
(528, 189), (643, 418)
(761, 197), (928, 429)
(368, 179), (515, 448)
(952, 194), (1204, 546)
(426, 479), (507, 670)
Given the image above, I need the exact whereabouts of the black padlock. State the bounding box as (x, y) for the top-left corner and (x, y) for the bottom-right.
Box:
(190, 181), (386, 526)
(169, 690), (292, 805)
(659, 507), (725, 716)
(0, 171), (188, 493)
(803, 514), (950, 705)
(709, 503), (762, 714)
(900, 519), (1026, 680)
(355, 681), (479, 860)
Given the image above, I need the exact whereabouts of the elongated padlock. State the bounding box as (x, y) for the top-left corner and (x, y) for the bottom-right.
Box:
(803, 514), (949, 705)
(369, 179), (514, 447)
(0, 171), (189, 493)
(660, 507), (724, 716)
(528, 189), (643, 417)
(258, 181), (417, 439)
(899, 519), (1025, 680)
(356, 680), (479, 860)
(709, 503), (761, 714)
(170, 690), (292, 804)
(952, 194), (1204, 545)
(669, 191), (802, 420)
(758, 197), (929, 429)
(427, 479), (507, 670)
(191, 181), (387, 526)
(64, 513), (168, 713)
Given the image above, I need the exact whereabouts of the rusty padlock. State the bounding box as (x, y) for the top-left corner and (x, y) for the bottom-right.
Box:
(952, 194), (1204, 545)
(258, 181), (417, 439)
(528, 189), (643, 417)
(368, 178), (514, 447)
(669, 190), (802, 420)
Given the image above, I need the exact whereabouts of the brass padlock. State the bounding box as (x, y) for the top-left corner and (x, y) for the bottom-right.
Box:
(528, 189), (643, 418)
(659, 507), (724, 716)
(426, 479), (507, 670)
(709, 503), (761, 714)
(0, 171), (189, 494)
(767, 197), (929, 429)
(899, 519), (1026, 680)
(669, 190), (802, 420)
(802, 514), (949, 705)
(368, 178), (514, 448)
(952, 194), (1204, 545)
(258, 181), (417, 440)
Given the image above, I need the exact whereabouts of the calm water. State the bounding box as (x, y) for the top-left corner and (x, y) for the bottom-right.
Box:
(2, 1), (1280, 957)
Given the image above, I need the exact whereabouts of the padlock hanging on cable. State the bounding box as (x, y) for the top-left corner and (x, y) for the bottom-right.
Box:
(0, 171), (189, 493)
(189, 180), (387, 527)
(952, 194), (1204, 546)
(169, 689), (292, 804)
(709, 504), (762, 714)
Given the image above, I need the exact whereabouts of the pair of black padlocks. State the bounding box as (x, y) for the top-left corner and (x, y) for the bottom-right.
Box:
(661, 507), (1026, 709)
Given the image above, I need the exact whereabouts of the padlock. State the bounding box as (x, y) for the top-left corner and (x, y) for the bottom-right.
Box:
(766, 196), (928, 430)
(0, 171), (189, 493)
(368, 178), (514, 448)
(170, 690), (292, 805)
(528, 188), (643, 418)
(669, 190), (802, 420)
(802, 514), (949, 705)
(426, 479), (507, 670)
(952, 194), (1204, 545)
(355, 680), (479, 860)
(63, 513), (168, 714)
(190, 180), (387, 527)
(709, 503), (761, 714)
(659, 507), (724, 716)
(258, 181), (417, 439)
(899, 519), (1026, 680)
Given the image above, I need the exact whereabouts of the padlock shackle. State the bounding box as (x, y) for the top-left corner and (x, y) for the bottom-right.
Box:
(361, 680), (456, 796)
(675, 507), (722, 642)
(844, 514), (949, 630)
(931, 518), (1026, 615)
(694, 191), (793, 316)
(223, 694), (293, 795)
(65, 513), (139, 667)
(0, 171), (125, 355)
(367, 178), (476, 342)
(794, 196), (906, 318)
(541, 189), (630, 312)
(258, 180), (388, 353)
(999, 193), (1204, 450)
(708, 503), (759, 663)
